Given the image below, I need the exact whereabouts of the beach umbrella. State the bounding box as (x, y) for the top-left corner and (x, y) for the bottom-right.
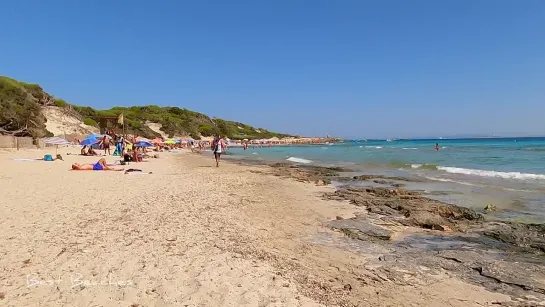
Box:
(136, 136), (150, 142)
(43, 137), (70, 155)
(80, 136), (99, 146)
(151, 138), (164, 144)
(85, 133), (100, 140)
(135, 141), (153, 147)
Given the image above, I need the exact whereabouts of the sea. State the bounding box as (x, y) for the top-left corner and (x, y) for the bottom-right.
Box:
(225, 137), (545, 223)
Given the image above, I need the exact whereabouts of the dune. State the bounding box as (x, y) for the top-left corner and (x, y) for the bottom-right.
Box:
(145, 122), (168, 138)
(42, 106), (99, 136)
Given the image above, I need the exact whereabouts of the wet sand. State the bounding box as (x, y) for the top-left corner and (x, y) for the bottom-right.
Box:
(0, 147), (532, 306)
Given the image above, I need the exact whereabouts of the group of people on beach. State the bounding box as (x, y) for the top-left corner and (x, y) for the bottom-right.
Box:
(71, 133), (228, 170)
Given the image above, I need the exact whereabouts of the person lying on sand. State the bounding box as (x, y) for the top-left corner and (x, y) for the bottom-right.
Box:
(71, 158), (123, 171)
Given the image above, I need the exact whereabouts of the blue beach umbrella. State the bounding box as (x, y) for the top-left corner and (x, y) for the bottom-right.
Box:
(135, 141), (153, 147)
(85, 133), (100, 139)
(80, 136), (99, 146)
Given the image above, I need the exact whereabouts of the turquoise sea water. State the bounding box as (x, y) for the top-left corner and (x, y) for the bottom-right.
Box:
(226, 137), (545, 221)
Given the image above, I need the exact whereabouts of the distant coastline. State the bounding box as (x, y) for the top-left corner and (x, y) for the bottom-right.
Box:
(346, 136), (545, 142)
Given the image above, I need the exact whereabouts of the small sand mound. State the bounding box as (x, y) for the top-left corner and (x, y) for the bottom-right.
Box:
(145, 122), (168, 138)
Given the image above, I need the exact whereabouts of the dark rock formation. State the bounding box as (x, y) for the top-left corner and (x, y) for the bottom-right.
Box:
(329, 219), (392, 241)
(323, 187), (483, 230)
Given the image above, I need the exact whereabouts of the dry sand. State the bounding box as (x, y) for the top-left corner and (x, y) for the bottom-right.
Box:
(0, 147), (511, 306)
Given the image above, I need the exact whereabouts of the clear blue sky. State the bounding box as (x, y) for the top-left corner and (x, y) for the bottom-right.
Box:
(3, 0), (545, 138)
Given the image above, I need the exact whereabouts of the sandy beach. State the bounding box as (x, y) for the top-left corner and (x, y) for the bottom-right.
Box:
(0, 147), (522, 306)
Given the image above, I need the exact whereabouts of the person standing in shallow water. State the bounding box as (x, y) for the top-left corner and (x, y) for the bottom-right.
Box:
(211, 135), (226, 167)
(435, 143), (440, 151)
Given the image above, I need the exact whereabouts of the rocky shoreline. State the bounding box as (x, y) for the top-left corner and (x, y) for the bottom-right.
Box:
(239, 160), (545, 305)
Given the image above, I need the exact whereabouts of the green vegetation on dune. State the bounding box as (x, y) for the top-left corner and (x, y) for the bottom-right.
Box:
(0, 76), (294, 140)
(72, 104), (293, 140)
(0, 76), (53, 137)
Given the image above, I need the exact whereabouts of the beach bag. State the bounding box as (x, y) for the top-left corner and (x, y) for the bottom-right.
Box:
(44, 154), (53, 161)
(123, 154), (132, 162)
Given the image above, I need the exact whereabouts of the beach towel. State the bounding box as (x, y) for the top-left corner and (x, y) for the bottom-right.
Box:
(13, 158), (38, 162)
(113, 143), (122, 156)
(124, 169), (152, 175)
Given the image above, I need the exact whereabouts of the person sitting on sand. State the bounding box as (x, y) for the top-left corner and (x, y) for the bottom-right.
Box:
(88, 147), (98, 156)
(81, 145), (98, 156)
(71, 158), (123, 171)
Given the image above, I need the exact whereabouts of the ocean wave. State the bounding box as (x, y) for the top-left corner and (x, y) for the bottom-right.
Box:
(425, 176), (534, 192)
(410, 164), (439, 170)
(286, 157), (313, 164)
(388, 162), (439, 170)
(364, 146), (383, 149)
(524, 147), (545, 152)
(437, 166), (545, 181)
(424, 176), (479, 187)
(402, 147), (418, 150)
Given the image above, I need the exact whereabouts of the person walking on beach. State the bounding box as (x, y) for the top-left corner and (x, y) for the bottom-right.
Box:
(211, 135), (226, 167)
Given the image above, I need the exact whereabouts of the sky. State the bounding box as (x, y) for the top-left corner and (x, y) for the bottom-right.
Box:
(2, 0), (545, 139)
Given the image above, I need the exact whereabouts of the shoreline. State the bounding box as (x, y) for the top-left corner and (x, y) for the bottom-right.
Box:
(223, 153), (545, 302)
(0, 148), (543, 306)
(222, 148), (545, 224)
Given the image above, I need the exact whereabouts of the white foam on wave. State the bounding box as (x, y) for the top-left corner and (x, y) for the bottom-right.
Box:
(411, 164), (422, 168)
(286, 157), (313, 164)
(364, 146), (383, 149)
(403, 147), (418, 150)
(425, 176), (533, 192)
(437, 166), (545, 181)
(425, 176), (479, 187)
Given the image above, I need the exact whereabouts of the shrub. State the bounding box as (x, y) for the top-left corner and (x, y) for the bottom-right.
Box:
(83, 118), (98, 127)
(55, 99), (68, 108)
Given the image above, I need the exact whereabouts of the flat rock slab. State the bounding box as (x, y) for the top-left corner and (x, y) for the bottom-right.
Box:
(329, 218), (393, 241)
(478, 261), (545, 294)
